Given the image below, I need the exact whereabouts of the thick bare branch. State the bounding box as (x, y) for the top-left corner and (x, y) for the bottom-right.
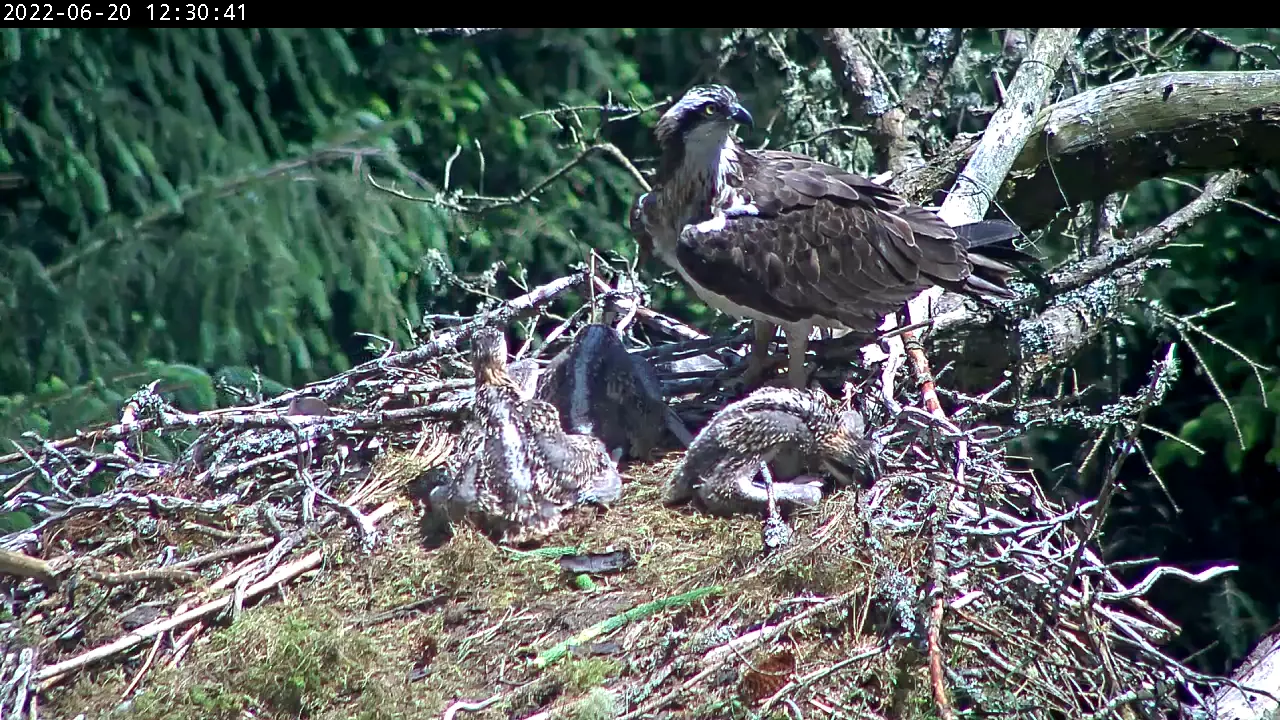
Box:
(937, 27), (1080, 226)
(894, 70), (1280, 226)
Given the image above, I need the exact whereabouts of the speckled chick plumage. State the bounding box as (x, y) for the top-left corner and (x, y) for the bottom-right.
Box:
(534, 323), (670, 461)
(429, 327), (622, 543)
(665, 386), (875, 517)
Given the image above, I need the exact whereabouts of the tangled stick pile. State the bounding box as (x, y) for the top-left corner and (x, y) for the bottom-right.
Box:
(0, 270), (1240, 719)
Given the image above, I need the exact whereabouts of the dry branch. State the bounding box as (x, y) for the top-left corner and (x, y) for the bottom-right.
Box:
(245, 271), (586, 410)
(33, 501), (400, 683)
(894, 69), (1280, 225)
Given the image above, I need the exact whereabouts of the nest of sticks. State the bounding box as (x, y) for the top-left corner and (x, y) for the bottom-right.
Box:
(0, 270), (1238, 719)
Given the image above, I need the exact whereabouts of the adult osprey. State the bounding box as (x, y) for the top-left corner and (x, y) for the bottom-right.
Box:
(631, 84), (1031, 389)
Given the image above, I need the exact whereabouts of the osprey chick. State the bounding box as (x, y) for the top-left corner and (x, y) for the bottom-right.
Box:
(631, 84), (1033, 389)
(532, 323), (675, 462)
(428, 327), (623, 544)
(665, 386), (877, 518)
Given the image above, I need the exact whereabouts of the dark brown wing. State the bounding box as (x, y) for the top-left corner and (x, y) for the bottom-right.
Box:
(745, 150), (1032, 294)
(676, 149), (1021, 331)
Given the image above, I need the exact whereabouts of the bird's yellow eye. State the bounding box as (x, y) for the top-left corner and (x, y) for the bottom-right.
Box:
(703, 105), (718, 116)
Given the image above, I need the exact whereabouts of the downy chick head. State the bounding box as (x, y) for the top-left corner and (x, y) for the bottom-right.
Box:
(538, 323), (668, 461)
(817, 409), (876, 487)
(470, 327), (511, 387)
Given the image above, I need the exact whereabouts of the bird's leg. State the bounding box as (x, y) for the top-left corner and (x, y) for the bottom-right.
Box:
(879, 327), (906, 416)
(785, 329), (810, 389)
(757, 462), (793, 550)
(740, 319), (777, 387)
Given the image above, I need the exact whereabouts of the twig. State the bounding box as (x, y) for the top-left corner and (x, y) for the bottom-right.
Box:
(34, 500), (400, 684)
(37, 553), (322, 683)
(86, 567), (201, 587)
(759, 645), (886, 714)
(1038, 344), (1178, 639)
(167, 623), (202, 668)
(165, 537), (275, 571)
(590, 276), (703, 342)
(442, 693), (503, 720)
(3, 492), (236, 541)
(0, 274), (586, 472)
(119, 636), (163, 700)
(368, 142), (647, 212)
(1096, 564), (1237, 601)
(331, 272), (586, 386)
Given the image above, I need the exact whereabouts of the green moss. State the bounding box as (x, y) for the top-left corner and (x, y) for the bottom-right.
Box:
(124, 605), (393, 720)
(553, 687), (620, 720)
(553, 657), (622, 695)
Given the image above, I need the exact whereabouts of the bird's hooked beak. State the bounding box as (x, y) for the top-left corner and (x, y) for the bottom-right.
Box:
(821, 458), (855, 486)
(728, 102), (754, 129)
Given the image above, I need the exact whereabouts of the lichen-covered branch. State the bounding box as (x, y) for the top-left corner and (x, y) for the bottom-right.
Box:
(819, 28), (922, 175)
(1047, 170), (1247, 293)
(928, 169), (1245, 387)
(1014, 264), (1151, 382)
(1016, 169), (1242, 383)
(902, 29), (966, 121)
